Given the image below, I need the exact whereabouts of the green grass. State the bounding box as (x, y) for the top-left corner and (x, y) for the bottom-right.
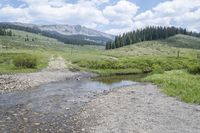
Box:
(0, 52), (48, 74)
(0, 29), (106, 73)
(144, 70), (200, 104)
(77, 56), (200, 76)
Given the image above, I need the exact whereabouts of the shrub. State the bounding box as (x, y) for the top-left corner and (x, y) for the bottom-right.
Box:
(188, 65), (200, 74)
(13, 54), (37, 68)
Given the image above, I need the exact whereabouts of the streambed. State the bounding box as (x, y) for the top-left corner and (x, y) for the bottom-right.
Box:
(0, 74), (146, 132)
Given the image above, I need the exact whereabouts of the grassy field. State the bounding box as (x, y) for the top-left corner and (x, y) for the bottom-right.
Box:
(1, 30), (200, 104)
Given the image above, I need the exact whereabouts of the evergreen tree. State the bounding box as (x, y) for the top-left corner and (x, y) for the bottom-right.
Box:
(106, 26), (200, 50)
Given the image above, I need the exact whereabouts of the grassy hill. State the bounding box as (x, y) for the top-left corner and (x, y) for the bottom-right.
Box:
(164, 34), (200, 49)
(105, 36), (200, 59)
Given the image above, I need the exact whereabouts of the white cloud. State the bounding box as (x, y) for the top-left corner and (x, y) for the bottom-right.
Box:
(0, 0), (200, 35)
(0, 0), (109, 28)
(103, 0), (139, 26)
(0, 5), (32, 23)
(133, 0), (200, 32)
(103, 0), (139, 34)
(105, 0), (200, 35)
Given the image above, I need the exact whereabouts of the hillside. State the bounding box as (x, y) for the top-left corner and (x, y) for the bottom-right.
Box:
(0, 22), (114, 46)
(105, 35), (200, 58)
(164, 34), (200, 49)
(0, 29), (68, 51)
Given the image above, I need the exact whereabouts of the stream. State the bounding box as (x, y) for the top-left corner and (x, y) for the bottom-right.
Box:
(0, 74), (147, 132)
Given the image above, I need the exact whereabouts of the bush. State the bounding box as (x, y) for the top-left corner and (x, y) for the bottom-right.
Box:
(188, 65), (200, 74)
(13, 54), (38, 68)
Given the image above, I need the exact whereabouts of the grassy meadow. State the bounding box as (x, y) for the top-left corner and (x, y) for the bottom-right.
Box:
(0, 30), (200, 104)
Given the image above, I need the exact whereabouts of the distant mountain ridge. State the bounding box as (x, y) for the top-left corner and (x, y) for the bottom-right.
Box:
(0, 22), (114, 45)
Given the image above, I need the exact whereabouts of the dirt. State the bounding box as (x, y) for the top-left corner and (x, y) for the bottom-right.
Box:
(66, 84), (200, 133)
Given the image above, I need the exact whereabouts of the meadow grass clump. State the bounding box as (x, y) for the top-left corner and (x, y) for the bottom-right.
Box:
(13, 54), (38, 68)
(144, 70), (200, 104)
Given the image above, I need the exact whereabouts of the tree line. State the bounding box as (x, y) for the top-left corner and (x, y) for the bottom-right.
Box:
(106, 26), (200, 50)
(0, 28), (12, 36)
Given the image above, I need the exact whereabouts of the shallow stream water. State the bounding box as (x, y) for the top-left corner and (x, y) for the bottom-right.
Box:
(0, 74), (147, 132)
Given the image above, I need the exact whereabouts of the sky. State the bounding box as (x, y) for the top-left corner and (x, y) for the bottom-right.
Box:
(0, 0), (200, 35)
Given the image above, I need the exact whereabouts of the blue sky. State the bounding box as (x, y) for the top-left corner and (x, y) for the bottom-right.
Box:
(0, 0), (200, 35)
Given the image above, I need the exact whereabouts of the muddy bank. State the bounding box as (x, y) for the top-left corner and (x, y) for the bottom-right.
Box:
(67, 84), (200, 133)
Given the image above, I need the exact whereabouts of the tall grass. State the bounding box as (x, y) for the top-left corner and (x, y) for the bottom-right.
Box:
(144, 70), (200, 104)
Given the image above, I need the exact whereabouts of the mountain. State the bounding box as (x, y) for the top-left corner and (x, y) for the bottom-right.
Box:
(0, 22), (114, 45)
(39, 24), (114, 39)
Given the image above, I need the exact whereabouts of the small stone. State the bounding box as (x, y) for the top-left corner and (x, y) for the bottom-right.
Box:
(6, 117), (11, 120)
(82, 128), (85, 131)
(131, 91), (135, 94)
(66, 107), (70, 110)
(23, 118), (28, 121)
(34, 123), (40, 126)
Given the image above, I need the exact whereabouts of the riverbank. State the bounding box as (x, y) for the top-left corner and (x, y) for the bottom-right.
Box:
(0, 56), (92, 94)
(66, 84), (200, 133)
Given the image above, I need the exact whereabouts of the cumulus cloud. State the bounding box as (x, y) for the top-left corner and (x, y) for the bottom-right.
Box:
(0, 0), (200, 35)
(103, 0), (139, 34)
(133, 0), (200, 32)
(0, 0), (109, 28)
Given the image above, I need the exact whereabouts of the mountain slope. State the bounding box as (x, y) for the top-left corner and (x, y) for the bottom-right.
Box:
(39, 24), (114, 39)
(0, 22), (114, 45)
